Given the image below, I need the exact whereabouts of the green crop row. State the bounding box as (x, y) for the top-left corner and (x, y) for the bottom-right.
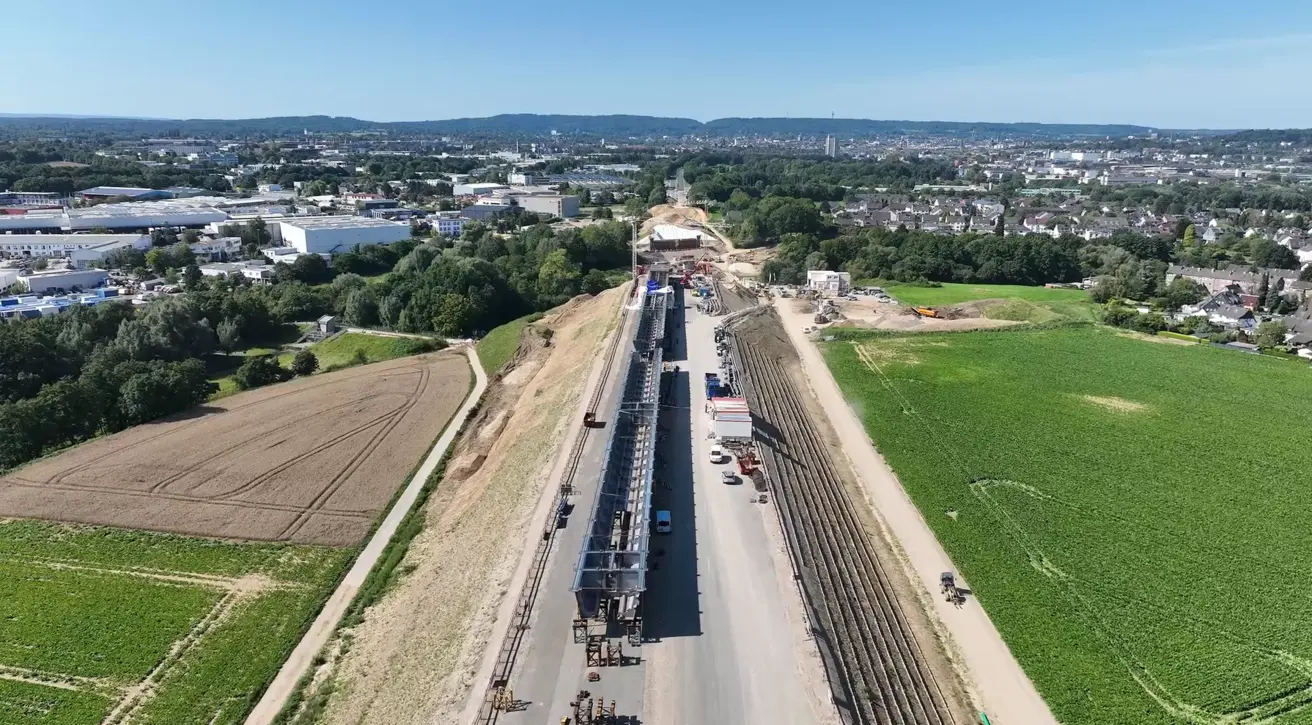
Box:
(0, 521), (351, 725)
(0, 559), (219, 680)
(823, 326), (1312, 725)
(0, 520), (341, 580)
(133, 589), (335, 724)
(0, 679), (112, 725)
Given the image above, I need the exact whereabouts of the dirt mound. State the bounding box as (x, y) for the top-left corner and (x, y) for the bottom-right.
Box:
(641, 204), (709, 235)
(0, 353), (471, 546)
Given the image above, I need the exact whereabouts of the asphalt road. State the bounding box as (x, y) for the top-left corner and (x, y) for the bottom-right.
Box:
(502, 288), (830, 725)
(642, 290), (830, 725)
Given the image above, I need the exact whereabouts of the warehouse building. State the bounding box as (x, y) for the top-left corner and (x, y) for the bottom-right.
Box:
(77, 186), (174, 201)
(454, 182), (509, 196)
(278, 216), (411, 255)
(516, 194), (579, 219)
(0, 191), (67, 208)
(67, 203), (228, 231)
(0, 234), (149, 261)
(0, 289), (122, 320)
(18, 268), (109, 294)
(0, 212), (65, 234)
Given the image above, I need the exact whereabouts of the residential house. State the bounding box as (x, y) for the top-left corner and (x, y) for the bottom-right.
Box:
(1167, 265), (1263, 295)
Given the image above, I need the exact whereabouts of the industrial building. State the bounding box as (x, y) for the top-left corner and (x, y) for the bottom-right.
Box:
(459, 203), (515, 221)
(0, 234), (149, 262)
(516, 194), (579, 218)
(66, 203), (228, 231)
(433, 217), (467, 236)
(198, 261), (275, 282)
(454, 182), (509, 196)
(18, 268), (109, 294)
(277, 216), (410, 254)
(77, 186), (174, 201)
(0, 288), (122, 319)
(0, 191), (67, 208)
(507, 172), (545, 185)
(548, 172), (630, 187)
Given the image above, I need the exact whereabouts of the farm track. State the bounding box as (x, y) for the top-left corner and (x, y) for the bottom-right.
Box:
(728, 332), (957, 725)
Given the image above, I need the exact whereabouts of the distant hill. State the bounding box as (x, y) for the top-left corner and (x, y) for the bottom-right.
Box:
(0, 113), (1233, 139)
(1218, 128), (1312, 145)
(704, 117), (1164, 138)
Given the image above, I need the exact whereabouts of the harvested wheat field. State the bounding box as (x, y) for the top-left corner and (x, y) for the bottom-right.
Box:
(285, 287), (626, 725)
(0, 352), (471, 547)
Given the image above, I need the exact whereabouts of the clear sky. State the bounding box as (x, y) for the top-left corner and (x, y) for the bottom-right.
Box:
(3, 0), (1310, 129)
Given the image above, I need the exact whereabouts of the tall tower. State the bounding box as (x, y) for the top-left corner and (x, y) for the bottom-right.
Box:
(824, 135), (837, 157)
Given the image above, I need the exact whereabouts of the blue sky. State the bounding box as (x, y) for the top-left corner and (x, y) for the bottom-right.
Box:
(2, 0), (1310, 128)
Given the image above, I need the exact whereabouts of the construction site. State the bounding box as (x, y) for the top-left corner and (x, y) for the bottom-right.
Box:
(445, 226), (980, 725)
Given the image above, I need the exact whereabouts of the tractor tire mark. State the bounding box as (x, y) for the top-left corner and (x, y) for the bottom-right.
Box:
(277, 365), (431, 540)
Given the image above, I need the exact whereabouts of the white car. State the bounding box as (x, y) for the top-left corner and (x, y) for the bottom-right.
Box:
(709, 446), (727, 464)
(654, 510), (672, 534)
(721, 471), (738, 485)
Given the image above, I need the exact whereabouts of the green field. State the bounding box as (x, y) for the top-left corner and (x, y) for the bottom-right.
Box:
(292, 332), (439, 370)
(822, 325), (1312, 725)
(476, 313), (538, 375)
(210, 332), (440, 399)
(0, 520), (349, 725)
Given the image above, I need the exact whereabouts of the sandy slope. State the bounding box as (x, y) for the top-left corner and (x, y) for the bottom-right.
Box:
(296, 288), (626, 725)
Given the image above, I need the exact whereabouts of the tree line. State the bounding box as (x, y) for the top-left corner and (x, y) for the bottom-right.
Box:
(0, 218), (635, 470)
(760, 225), (1306, 314)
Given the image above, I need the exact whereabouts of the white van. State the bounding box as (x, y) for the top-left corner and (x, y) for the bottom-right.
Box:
(655, 510), (672, 534)
(709, 446), (727, 464)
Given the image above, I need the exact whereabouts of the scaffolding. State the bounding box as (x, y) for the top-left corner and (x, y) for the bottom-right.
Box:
(572, 287), (667, 630)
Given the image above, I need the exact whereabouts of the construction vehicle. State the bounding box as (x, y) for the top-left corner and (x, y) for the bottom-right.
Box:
(913, 306), (940, 318)
(704, 373), (723, 400)
(736, 451), (759, 476)
(941, 571), (964, 604)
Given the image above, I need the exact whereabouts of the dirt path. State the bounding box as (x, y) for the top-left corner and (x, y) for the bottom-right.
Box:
(243, 346), (486, 725)
(773, 299), (1057, 725)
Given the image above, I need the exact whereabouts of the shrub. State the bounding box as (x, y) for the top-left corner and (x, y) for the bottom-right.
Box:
(290, 350), (319, 377)
(233, 355), (290, 390)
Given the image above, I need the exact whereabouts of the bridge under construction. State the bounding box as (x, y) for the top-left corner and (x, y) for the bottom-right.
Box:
(571, 285), (669, 641)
